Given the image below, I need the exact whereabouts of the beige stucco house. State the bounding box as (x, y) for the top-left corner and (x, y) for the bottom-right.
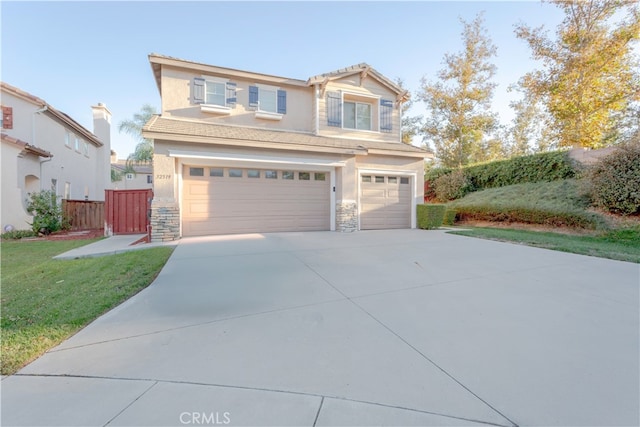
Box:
(143, 54), (428, 241)
(1, 82), (111, 231)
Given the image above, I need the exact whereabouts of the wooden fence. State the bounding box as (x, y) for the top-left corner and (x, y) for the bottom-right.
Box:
(104, 189), (152, 236)
(62, 199), (105, 231)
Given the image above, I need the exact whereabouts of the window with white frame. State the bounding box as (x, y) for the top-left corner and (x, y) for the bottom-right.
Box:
(83, 142), (89, 157)
(259, 88), (277, 113)
(125, 173), (134, 180)
(192, 77), (236, 113)
(65, 132), (72, 148)
(249, 85), (286, 116)
(344, 101), (372, 131)
(205, 81), (226, 106)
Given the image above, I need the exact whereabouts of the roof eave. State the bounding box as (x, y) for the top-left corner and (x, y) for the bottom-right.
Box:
(366, 148), (431, 159)
(142, 130), (367, 156)
(148, 54), (308, 88)
(43, 109), (103, 147)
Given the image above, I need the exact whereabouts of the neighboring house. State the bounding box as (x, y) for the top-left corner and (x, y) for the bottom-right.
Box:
(110, 153), (153, 190)
(1, 82), (111, 231)
(142, 54), (429, 241)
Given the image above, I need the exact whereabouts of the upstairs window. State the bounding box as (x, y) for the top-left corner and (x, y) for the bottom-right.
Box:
(326, 92), (392, 133)
(249, 85), (286, 116)
(193, 77), (237, 111)
(344, 101), (372, 131)
(1, 106), (12, 129)
(205, 81), (225, 106)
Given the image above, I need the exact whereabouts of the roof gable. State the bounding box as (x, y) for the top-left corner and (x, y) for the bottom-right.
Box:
(307, 63), (409, 102)
(0, 82), (103, 147)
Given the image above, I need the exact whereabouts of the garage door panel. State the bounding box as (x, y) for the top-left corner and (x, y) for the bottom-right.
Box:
(360, 176), (411, 230)
(183, 166), (330, 236)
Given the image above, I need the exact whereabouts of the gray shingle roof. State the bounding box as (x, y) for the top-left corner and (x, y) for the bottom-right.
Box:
(143, 116), (428, 157)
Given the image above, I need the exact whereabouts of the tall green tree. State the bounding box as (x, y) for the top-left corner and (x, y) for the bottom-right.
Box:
(506, 87), (555, 155)
(419, 13), (499, 167)
(118, 104), (157, 163)
(515, 0), (640, 149)
(395, 78), (423, 145)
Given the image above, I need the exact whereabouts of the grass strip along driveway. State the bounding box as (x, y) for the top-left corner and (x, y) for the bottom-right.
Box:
(1, 239), (174, 375)
(449, 226), (640, 263)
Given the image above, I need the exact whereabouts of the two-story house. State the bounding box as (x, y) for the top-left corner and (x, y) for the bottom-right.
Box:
(1, 82), (111, 232)
(142, 54), (427, 241)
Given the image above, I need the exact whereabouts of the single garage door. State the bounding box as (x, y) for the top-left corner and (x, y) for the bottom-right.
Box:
(360, 174), (411, 230)
(182, 166), (330, 236)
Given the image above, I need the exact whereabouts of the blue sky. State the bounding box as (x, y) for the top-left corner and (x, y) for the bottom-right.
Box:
(1, 1), (565, 157)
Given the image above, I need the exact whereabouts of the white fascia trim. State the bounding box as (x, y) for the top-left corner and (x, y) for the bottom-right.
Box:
(169, 150), (346, 169)
(255, 111), (283, 121)
(340, 89), (382, 100)
(357, 168), (418, 230)
(201, 104), (232, 115)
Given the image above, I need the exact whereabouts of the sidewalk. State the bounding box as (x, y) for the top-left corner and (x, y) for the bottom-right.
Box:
(53, 234), (176, 260)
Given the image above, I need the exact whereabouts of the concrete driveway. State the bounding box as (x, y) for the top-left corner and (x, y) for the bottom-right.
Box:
(2, 230), (638, 426)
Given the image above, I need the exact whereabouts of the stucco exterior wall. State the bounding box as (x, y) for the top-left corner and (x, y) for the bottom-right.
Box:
(1, 90), (108, 203)
(1, 142), (32, 230)
(160, 66), (313, 133)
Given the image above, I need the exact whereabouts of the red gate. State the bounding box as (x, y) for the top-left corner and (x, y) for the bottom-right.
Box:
(104, 189), (152, 236)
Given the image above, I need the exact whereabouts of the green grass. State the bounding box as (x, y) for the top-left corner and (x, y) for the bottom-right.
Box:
(448, 226), (640, 263)
(1, 239), (174, 375)
(448, 179), (608, 229)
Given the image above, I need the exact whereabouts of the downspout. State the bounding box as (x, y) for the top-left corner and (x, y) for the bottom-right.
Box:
(33, 105), (49, 191)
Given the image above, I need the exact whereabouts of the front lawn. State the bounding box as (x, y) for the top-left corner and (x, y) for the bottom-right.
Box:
(448, 226), (640, 263)
(1, 239), (174, 375)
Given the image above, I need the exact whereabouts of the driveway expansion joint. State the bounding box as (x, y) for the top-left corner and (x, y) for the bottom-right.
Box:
(293, 254), (519, 427)
(12, 373), (513, 427)
(104, 380), (158, 426)
(47, 297), (348, 352)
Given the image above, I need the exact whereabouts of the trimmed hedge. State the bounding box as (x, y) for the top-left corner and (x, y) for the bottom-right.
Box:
(1, 230), (37, 240)
(443, 209), (457, 226)
(417, 204), (446, 229)
(453, 205), (604, 230)
(464, 150), (576, 191)
(425, 150), (578, 201)
(587, 143), (640, 215)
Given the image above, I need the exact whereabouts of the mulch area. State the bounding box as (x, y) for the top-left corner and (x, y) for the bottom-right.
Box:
(44, 229), (105, 241)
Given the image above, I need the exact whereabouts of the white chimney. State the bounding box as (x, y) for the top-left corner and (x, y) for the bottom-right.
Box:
(91, 103), (111, 145)
(91, 103), (112, 194)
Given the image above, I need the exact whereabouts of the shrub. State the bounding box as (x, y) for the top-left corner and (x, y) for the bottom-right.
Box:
(1, 229), (37, 240)
(424, 166), (452, 201)
(443, 209), (457, 226)
(434, 169), (471, 201)
(464, 150), (577, 191)
(587, 143), (640, 215)
(25, 190), (65, 234)
(424, 150), (578, 197)
(417, 204), (446, 230)
(453, 205), (604, 229)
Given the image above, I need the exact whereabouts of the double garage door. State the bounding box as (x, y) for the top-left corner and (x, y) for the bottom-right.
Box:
(182, 166), (330, 236)
(182, 166), (412, 236)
